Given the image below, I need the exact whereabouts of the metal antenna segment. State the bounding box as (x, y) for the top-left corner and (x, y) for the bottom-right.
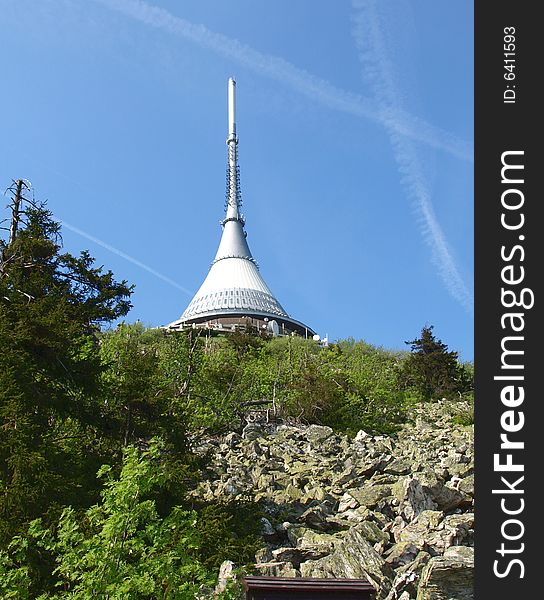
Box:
(228, 76), (236, 141)
(224, 77), (243, 224)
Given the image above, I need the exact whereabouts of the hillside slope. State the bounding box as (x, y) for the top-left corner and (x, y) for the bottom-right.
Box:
(191, 400), (474, 599)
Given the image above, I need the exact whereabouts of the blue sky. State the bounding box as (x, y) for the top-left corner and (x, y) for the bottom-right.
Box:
(0, 0), (473, 360)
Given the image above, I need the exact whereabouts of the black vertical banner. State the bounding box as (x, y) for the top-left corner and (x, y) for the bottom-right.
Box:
(475, 2), (540, 597)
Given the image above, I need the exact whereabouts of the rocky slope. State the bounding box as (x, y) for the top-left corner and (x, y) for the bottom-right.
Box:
(189, 401), (474, 599)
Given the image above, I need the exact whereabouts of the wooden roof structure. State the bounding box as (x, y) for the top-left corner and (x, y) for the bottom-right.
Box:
(242, 576), (375, 600)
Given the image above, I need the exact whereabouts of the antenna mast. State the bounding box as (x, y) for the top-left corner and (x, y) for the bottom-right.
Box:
(224, 77), (243, 224)
(228, 76), (236, 142)
(166, 77), (316, 337)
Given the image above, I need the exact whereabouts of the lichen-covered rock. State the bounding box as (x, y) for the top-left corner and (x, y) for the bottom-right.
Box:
(299, 526), (395, 594)
(385, 542), (419, 568)
(395, 510), (443, 549)
(287, 526), (340, 556)
(346, 484), (393, 508)
(356, 520), (390, 546)
(254, 561), (300, 577)
(430, 513), (474, 553)
(338, 491), (359, 512)
(384, 551), (431, 600)
(393, 478), (437, 521)
(304, 424), (334, 443)
(394, 510), (473, 556)
(189, 400), (474, 599)
(459, 474), (474, 497)
(298, 503), (339, 531)
(417, 471), (469, 511)
(416, 546), (473, 599)
(384, 458), (412, 475)
(331, 506), (371, 526)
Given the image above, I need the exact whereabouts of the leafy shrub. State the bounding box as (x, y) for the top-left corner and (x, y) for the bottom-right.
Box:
(191, 500), (264, 572)
(1, 440), (212, 599)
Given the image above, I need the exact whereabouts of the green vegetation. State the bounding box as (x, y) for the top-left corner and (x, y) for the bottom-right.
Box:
(0, 190), (473, 597)
(397, 325), (474, 402)
(1, 441), (209, 599)
(0, 198), (132, 544)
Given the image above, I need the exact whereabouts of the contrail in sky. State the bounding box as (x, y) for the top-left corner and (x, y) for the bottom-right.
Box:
(11, 158), (194, 296)
(61, 220), (194, 296)
(93, 0), (472, 162)
(351, 0), (473, 313)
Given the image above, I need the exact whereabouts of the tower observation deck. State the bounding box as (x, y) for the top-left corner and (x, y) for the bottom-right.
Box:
(166, 78), (314, 337)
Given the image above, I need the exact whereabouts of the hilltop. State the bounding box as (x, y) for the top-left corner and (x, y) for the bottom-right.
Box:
(1, 198), (473, 598)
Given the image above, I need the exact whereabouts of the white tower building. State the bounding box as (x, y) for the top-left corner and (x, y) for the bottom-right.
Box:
(167, 78), (314, 337)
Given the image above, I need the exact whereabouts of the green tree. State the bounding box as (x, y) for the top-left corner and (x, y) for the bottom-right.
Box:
(0, 192), (132, 542)
(0, 441), (210, 599)
(99, 323), (167, 447)
(398, 325), (471, 401)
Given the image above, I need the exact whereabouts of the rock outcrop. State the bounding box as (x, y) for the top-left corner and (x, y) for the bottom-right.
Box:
(189, 401), (474, 599)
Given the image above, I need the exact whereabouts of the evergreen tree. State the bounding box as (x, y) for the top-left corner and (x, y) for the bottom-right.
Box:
(0, 190), (133, 542)
(398, 325), (469, 401)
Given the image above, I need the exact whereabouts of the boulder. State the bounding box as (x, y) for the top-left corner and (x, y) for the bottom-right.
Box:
(459, 474), (474, 497)
(427, 513), (474, 554)
(356, 520), (390, 546)
(395, 510), (443, 549)
(300, 526), (395, 595)
(416, 546), (473, 599)
(338, 492), (359, 512)
(417, 471), (469, 511)
(332, 467), (358, 486)
(305, 424), (334, 443)
(347, 484), (393, 508)
(355, 429), (373, 444)
(393, 478), (437, 521)
(214, 560), (236, 595)
(298, 503), (339, 531)
(384, 458), (412, 475)
(385, 542), (420, 569)
(254, 561), (299, 577)
(271, 546), (330, 567)
(385, 551), (431, 600)
(287, 526), (339, 556)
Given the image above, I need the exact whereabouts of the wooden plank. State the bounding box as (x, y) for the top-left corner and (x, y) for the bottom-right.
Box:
(243, 576), (374, 598)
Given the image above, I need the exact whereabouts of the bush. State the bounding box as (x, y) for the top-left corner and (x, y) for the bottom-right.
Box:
(191, 500), (264, 572)
(0, 441), (212, 599)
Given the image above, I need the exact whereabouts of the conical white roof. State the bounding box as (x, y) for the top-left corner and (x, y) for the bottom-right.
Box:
(178, 219), (289, 321)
